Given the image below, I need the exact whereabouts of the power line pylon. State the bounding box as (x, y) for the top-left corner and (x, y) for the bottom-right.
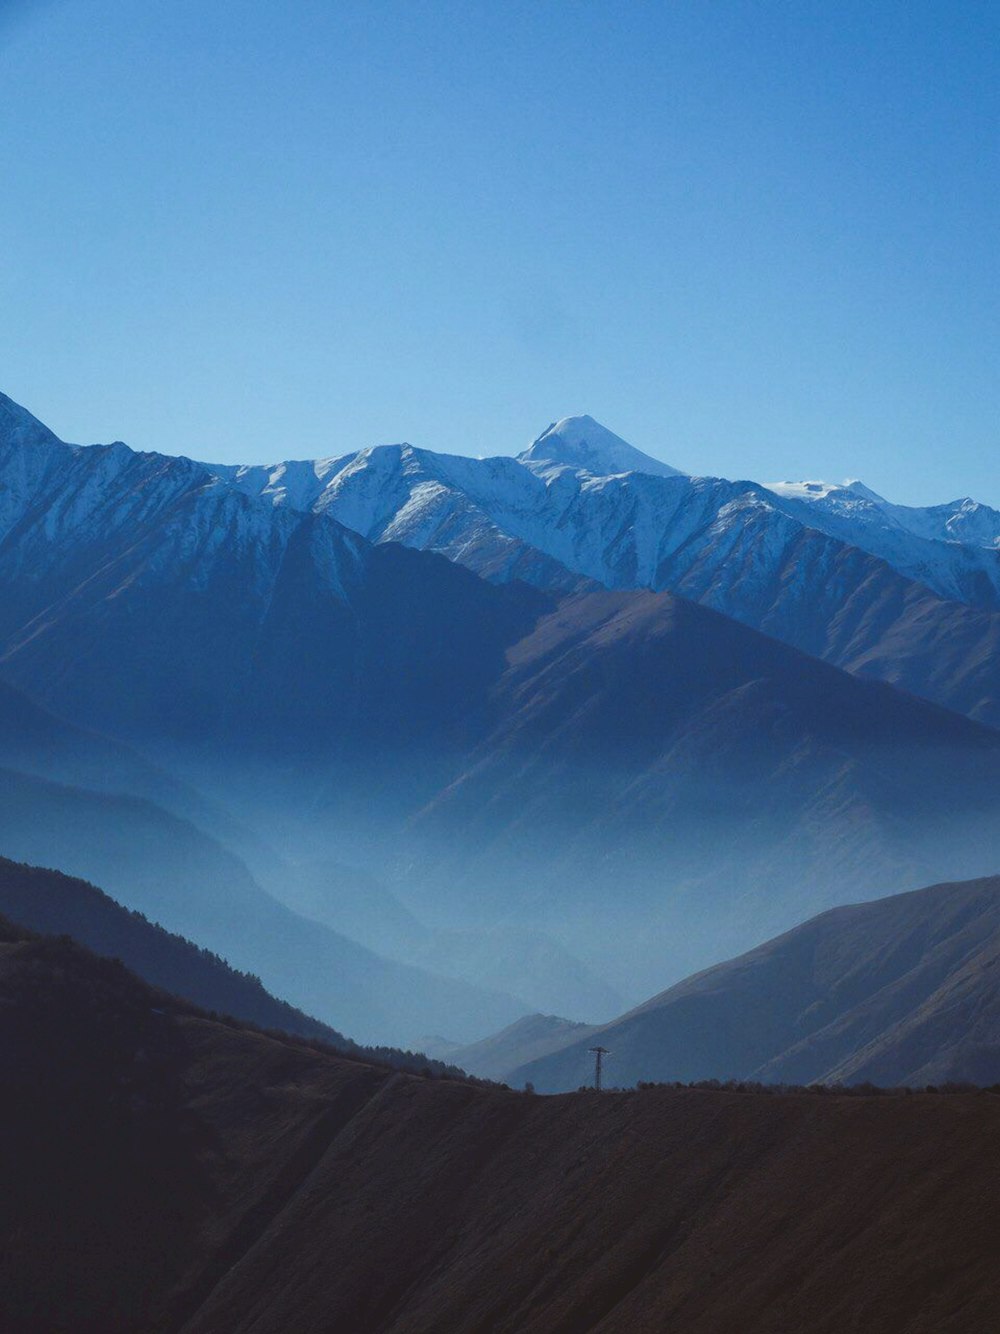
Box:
(589, 1045), (610, 1091)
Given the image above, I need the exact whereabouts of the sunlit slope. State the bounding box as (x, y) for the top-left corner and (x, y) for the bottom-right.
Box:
(511, 875), (1000, 1092)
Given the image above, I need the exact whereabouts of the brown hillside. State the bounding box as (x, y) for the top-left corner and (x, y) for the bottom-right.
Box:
(2, 922), (999, 1334)
(511, 874), (1000, 1093)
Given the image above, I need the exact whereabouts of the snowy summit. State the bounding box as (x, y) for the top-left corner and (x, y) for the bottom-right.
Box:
(764, 478), (886, 504)
(517, 415), (683, 479)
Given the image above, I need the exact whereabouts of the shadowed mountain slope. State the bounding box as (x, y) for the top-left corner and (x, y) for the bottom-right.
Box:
(0, 394), (550, 756)
(228, 433), (1000, 729)
(509, 875), (1000, 1093)
(5, 388), (1000, 750)
(0, 858), (462, 1076)
(0, 767), (524, 1046)
(0, 675), (284, 874)
(2, 921), (1000, 1334)
(402, 589), (1000, 990)
(443, 1011), (597, 1083)
(199, 400), (1000, 728)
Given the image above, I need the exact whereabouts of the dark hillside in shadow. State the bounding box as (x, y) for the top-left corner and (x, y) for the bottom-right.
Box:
(2, 918), (999, 1333)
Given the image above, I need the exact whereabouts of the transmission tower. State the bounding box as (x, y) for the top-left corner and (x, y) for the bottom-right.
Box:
(589, 1045), (610, 1091)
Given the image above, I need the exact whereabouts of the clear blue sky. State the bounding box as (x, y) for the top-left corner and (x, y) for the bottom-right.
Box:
(1, 0), (997, 501)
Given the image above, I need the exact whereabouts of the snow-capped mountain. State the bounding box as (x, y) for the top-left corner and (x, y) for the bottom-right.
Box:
(763, 477), (1000, 607)
(518, 414), (683, 479)
(178, 406), (1000, 728)
(766, 477), (1000, 549)
(5, 392), (1000, 735)
(213, 442), (580, 588)
(203, 410), (1000, 614)
(3, 389), (1000, 998)
(0, 392), (548, 754)
(202, 409), (1000, 613)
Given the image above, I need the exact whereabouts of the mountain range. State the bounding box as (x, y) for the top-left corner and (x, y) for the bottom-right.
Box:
(207, 407), (1000, 729)
(4, 385), (1000, 1333)
(1, 389), (1000, 1012)
(397, 587), (1000, 992)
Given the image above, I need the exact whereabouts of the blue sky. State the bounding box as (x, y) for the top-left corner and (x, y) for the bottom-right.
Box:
(1, 0), (996, 501)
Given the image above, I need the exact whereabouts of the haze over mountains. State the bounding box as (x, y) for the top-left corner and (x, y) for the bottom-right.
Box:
(4, 384), (1000, 1332)
(0, 762), (526, 1046)
(486, 874), (1000, 1093)
(1, 388), (1000, 1021)
(0, 857), (466, 1077)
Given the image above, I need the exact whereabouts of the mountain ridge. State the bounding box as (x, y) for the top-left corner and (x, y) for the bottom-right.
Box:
(0, 856), (465, 1076)
(506, 874), (1000, 1092)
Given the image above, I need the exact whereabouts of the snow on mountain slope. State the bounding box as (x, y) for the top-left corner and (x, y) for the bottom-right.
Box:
(517, 414), (683, 478)
(4, 391), (1000, 1013)
(767, 476), (1000, 548)
(199, 411), (1000, 615)
(214, 441), (589, 588)
(209, 452), (353, 510)
(764, 477), (1000, 608)
(0, 392), (548, 754)
(0, 392), (362, 597)
(202, 416), (687, 589)
(0, 391), (63, 451)
(210, 441), (1000, 728)
(5, 390), (1000, 733)
(195, 414), (1000, 726)
(204, 429), (798, 603)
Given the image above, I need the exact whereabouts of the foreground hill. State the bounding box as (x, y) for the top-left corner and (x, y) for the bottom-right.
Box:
(2, 920), (1000, 1333)
(509, 875), (1000, 1093)
(0, 858), (461, 1076)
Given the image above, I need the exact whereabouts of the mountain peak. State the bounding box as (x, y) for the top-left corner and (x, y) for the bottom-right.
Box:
(764, 477), (887, 505)
(518, 415), (682, 479)
(0, 391), (64, 451)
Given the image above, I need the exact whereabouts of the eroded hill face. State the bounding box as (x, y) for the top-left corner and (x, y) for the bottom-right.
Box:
(3, 921), (1000, 1334)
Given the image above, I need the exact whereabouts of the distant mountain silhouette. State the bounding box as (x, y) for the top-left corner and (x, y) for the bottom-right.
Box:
(0, 857), (462, 1076)
(443, 1012), (596, 1083)
(403, 589), (1000, 991)
(508, 875), (1000, 1092)
(0, 767), (525, 1046)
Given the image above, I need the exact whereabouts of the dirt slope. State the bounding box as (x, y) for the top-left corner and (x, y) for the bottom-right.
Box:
(2, 922), (999, 1334)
